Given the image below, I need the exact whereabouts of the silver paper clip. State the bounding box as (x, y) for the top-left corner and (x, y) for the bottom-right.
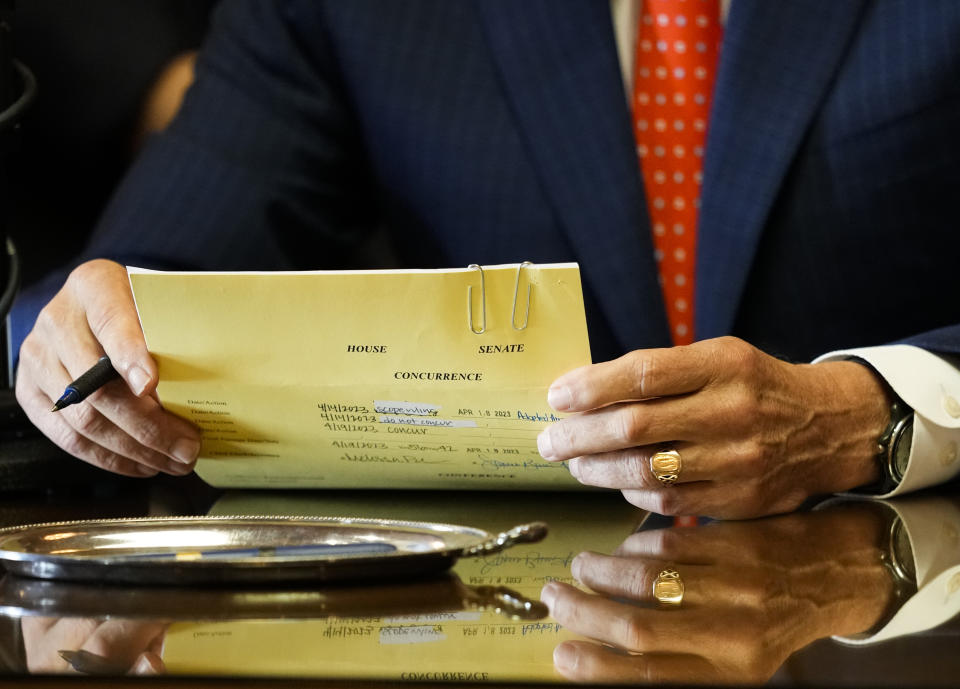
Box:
(511, 261), (533, 331)
(467, 264), (486, 334)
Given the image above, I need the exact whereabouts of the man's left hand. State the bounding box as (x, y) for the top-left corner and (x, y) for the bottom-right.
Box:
(537, 336), (891, 518)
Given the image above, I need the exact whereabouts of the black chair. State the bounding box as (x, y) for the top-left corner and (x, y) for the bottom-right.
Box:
(0, 2), (70, 492)
(1, 1), (35, 389)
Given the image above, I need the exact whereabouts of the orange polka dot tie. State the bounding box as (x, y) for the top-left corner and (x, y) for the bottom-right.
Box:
(633, 1), (723, 345)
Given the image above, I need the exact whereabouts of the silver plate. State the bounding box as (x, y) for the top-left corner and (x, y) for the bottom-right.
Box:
(0, 515), (547, 585)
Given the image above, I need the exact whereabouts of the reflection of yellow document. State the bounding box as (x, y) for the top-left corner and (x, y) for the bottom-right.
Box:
(128, 264), (591, 489)
(161, 492), (644, 680)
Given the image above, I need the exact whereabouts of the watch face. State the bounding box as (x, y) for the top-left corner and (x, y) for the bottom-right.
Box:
(890, 517), (916, 582)
(890, 419), (913, 482)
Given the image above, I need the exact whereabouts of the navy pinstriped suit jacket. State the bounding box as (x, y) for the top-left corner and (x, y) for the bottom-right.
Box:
(12, 0), (960, 365)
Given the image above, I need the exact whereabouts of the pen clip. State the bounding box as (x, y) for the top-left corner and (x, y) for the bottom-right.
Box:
(511, 261), (533, 331)
(467, 264), (486, 334)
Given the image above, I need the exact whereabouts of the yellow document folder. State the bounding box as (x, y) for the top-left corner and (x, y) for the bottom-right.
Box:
(128, 263), (592, 489)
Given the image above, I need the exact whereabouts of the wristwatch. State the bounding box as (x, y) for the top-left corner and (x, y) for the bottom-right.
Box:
(875, 397), (913, 493)
(885, 511), (917, 587)
(858, 506), (918, 639)
(846, 357), (913, 494)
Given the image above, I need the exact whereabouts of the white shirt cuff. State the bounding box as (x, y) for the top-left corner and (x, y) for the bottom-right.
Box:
(834, 496), (960, 645)
(814, 344), (960, 498)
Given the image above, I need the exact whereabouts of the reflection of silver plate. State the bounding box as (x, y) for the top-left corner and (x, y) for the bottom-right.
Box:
(0, 516), (547, 585)
(0, 572), (548, 622)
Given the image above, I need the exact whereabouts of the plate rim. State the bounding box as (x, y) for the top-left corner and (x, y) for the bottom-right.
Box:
(0, 514), (492, 567)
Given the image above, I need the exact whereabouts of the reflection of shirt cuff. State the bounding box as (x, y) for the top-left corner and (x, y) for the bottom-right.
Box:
(834, 496), (960, 646)
(814, 344), (960, 498)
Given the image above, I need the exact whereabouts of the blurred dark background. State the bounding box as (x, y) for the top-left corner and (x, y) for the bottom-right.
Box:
(9, 0), (217, 289)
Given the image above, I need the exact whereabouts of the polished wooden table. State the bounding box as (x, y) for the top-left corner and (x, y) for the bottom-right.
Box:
(0, 435), (958, 688)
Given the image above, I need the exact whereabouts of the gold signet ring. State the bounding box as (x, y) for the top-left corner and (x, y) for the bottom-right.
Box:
(652, 567), (684, 606)
(650, 449), (682, 485)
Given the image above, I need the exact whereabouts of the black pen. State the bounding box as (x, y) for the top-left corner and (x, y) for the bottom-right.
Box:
(51, 355), (121, 412)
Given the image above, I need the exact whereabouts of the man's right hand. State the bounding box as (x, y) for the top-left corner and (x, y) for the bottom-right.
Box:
(15, 259), (200, 477)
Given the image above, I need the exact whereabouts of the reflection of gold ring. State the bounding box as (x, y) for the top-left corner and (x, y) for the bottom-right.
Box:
(650, 449), (682, 485)
(653, 567), (684, 606)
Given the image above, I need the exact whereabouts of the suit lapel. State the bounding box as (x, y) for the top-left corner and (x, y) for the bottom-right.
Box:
(696, 0), (869, 339)
(475, 0), (671, 353)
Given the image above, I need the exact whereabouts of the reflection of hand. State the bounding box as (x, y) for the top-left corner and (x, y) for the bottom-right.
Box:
(537, 337), (891, 518)
(22, 616), (168, 675)
(541, 504), (895, 684)
(15, 259), (200, 477)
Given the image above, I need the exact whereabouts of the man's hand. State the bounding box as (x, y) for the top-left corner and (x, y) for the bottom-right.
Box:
(537, 336), (891, 518)
(15, 259), (200, 477)
(541, 503), (895, 684)
(22, 617), (168, 675)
